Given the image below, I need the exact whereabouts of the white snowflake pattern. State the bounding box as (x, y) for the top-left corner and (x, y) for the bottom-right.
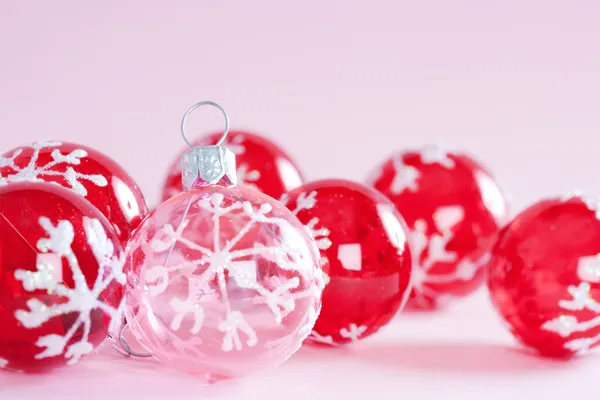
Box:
(0, 141), (108, 197)
(541, 254), (600, 352)
(224, 134), (247, 155)
(561, 191), (600, 221)
(307, 330), (335, 345)
(144, 192), (319, 352)
(390, 158), (420, 194)
(410, 205), (489, 306)
(307, 323), (367, 345)
(223, 135), (262, 190)
(385, 145), (455, 196)
(13, 216), (125, 365)
(237, 163), (261, 190)
(340, 323), (368, 342)
(419, 145), (455, 168)
(287, 191), (332, 253)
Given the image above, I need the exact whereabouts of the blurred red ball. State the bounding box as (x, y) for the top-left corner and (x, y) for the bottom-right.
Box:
(368, 145), (508, 309)
(487, 193), (600, 358)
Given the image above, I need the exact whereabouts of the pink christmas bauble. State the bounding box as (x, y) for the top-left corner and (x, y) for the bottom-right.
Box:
(487, 193), (600, 358)
(0, 141), (149, 247)
(367, 145), (508, 309)
(0, 182), (125, 372)
(124, 185), (323, 383)
(161, 131), (304, 202)
(283, 179), (413, 345)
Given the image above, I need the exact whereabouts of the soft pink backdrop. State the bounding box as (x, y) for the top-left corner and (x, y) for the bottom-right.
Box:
(1, 1), (599, 399)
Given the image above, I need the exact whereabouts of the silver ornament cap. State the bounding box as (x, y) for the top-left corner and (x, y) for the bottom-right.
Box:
(178, 101), (237, 191)
(181, 145), (237, 190)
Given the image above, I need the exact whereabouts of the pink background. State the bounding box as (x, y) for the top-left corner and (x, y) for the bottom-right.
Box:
(1, 1), (599, 399)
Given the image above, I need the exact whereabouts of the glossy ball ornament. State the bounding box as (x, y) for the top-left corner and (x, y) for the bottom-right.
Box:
(123, 185), (323, 382)
(283, 179), (413, 345)
(367, 145), (508, 309)
(0, 141), (149, 246)
(487, 193), (600, 358)
(161, 131), (304, 202)
(0, 182), (126, 372)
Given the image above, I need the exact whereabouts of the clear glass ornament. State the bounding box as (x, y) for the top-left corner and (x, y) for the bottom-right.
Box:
(120, 101), (323, 383)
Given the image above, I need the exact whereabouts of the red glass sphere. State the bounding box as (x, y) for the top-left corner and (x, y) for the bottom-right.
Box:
(368, 145), (508, 309)
(0, 141), (148, 247)
(0, 182), (125, 372)
(487, 193), (600, 358)
(161, 131), (304, 202)
(283, 179), (413, 345)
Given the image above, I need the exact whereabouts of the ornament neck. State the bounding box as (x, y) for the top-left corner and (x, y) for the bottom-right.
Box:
(178, 100), (237, 190)
(181, 145), (237, 190)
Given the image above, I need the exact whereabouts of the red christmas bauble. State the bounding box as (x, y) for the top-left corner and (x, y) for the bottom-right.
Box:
(487, 193), (600, 358)
(0, 141), (148, 246)
(0, 182), (125, 372)
(161, 131), (304, 202)
(367, 145), (508, 309)
(283, 179), (412, 345)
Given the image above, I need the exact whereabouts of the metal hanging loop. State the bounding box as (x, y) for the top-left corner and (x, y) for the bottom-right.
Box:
(180, 100), (230, 148)
(111, 321), (153, 358)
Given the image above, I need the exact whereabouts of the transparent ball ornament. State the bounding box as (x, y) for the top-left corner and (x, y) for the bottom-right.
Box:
(122, 125), (324, 383)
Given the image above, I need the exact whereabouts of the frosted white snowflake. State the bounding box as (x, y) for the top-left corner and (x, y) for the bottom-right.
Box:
(541, 254), (600, 352)
(307, 323), (367, 345)
(144, 192), (319, 352)
(384, 145), (454, 196)
(285, 190), (332, 286)
(223, 134), (247, 155)
(0, 141), (108, 197)
(410, 205), (489, 305)
(419, 144), (455, 168)
(0, 357), (7, 369)
(390, 158), (420, 194)
(561, 191), (600, 221)
(307, 330), (335, 345)
(13, 216), (125, 365)
(288, 191), (332, 251)
(237, 163), (261, 190)
(340, 323), (368, 342)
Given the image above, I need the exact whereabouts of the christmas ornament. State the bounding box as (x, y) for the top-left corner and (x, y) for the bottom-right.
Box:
(487, 192), (600, 358)
(161, 130), (304, 202)
(0, 141), (148, 246)
(0, 181), (125, 372)
(282, 179), (413, 345)
(120, 101), (323, 383)
(367, 145), (508, 309)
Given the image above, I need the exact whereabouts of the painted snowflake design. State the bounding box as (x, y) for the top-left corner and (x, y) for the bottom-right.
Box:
(285, 191), (332, 253)
(237, 163), (261, 190)
(222, 135), (263, 190)
(419, 145), (455, 168)
(144, 192), (321, 352)
(390, 158), (420, 194)
(541, 254), (600, 352)
(561, 191), (600, 221)
(222, 134), (246, 155)
(13, 217), (125, 365)
(410, 205), (489, 305)
(308, 323), (368, 345)
(386, 145), (455, 195)
(0, 141), (108, 197)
